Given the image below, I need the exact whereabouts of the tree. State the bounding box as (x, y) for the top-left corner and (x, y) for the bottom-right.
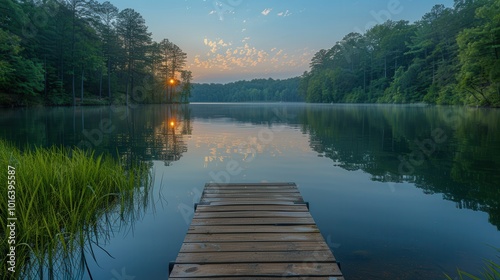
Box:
(310, 49), (331, 73)
(95, 1), (119, 100)
(116, 8), (152, 106)
(457, 0), (500, 106)
(155, 39), (187, 103)
(0, 28), (44, 105)
(190, 78), (302, 102)
(300, 0), (498, 106)
(66, 0), (96, 105)
(180, 70), (193, 103)
(0, 0), (188, 106)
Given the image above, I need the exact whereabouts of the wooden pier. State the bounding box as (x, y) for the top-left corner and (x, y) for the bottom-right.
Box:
(169, 182), (344, 279)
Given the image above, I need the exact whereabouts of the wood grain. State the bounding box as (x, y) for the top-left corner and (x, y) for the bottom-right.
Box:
(169, 183), (343, 279)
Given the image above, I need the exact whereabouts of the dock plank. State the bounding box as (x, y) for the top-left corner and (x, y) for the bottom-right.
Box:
(203, 189), (300, 194)
(184, 232), (325, 242)
(180, 241), (331, 253)
(175, 250), (335, 263)
(170, 263), (343, 278)
(194, 211), (311, 219)
(204, 200), (298, 206)
(188, 225), (319, 234)
(203, 192), (302, 200)
(195, 204), (308, 212)
(190, 217), (315, 226)
(169, 183), (343, 279)
(200, 195), (303, 204)
(169, 278), (345, 280)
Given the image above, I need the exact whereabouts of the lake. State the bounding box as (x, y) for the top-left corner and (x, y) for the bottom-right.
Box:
(1, 103), (499, 279)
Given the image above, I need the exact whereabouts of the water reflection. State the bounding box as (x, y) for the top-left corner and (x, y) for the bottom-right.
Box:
(1, 104), (497, 229)
(0, 103), (499, 279)
(298, 105), (500, 229)
(0, 105), (191, 166)
(185, 104), (500, 230)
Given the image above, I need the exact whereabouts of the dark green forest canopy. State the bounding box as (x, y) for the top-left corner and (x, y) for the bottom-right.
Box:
(300, 0), (500, 107)
(0, 0), (192, 106)
(190, 77), (303, 102)
(1, 0), (499, 106)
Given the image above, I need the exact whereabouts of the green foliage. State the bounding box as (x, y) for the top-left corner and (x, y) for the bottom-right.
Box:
(456, 0), (500, 106)
(190, 77), (302, 102)
(0, 139), (151, 278)
(301, 0), (500, 107)
(0, 0), (189, 107)
(0, 28), (44, 105)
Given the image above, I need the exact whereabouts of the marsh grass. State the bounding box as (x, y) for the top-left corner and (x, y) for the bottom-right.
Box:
(0, 139), (151, 279)
(445, 248), (500, 280)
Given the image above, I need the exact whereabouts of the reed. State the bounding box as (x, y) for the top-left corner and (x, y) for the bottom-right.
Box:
(0, 139), (151, 279)
(445, 248), (500, 280)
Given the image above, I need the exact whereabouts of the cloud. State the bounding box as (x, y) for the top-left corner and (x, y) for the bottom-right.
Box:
(193, 37), (312, 75)
(204, 38), (231, 53)
(277, 10), (292, 17)
(261, 8), (272, 16)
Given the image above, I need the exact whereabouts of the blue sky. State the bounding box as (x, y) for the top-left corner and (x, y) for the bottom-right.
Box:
(108, 0), (455, 83)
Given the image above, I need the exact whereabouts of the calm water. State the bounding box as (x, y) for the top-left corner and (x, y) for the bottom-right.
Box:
(1, 103), (499, 279)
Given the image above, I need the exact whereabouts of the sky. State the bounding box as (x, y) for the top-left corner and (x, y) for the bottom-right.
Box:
(107, 0), (455, 84)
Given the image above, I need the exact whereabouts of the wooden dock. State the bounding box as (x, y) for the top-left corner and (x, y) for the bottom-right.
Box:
(169, 182), (344, 279)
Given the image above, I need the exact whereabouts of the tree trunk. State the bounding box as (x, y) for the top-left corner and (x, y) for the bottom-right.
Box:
(81, 68), (84, 105)
(44, 56), (47, 98)
(72, 67), (76, 106)
(108, 59), (111, 100)
(125, 76), (129, 107)
(384, 56), (387, 78)
(363, 67), (366, 94)
(99, 69), (102, 99)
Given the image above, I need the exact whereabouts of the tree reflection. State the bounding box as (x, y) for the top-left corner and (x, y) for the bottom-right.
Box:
(107, 105), (191, 166)
(300, 105), (500, 229)
(0, 105), (191, 166)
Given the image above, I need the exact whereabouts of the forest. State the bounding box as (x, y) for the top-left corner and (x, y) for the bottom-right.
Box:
(190, 77), (303, 102)
(0, 0), (192, 106)
(2, 0), (499, 107)
(300, 0), (500, 107)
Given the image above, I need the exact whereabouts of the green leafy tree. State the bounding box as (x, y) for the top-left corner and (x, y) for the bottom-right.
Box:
(95, 1), (119, 100)
(0, 29), (44, 105)
(457, 0), (500, 106)
(300, 0), (496, 106)
(180, 70), (193, 103)
(116, 8), (152, 106)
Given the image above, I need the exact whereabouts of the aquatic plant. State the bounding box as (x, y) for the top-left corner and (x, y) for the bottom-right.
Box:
(445, 248), (500, 280)
(0, 139), (151, 279)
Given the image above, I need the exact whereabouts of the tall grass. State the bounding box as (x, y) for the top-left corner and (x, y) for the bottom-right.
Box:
(0, 139), (151, 279)
(445, 248), (500, 280)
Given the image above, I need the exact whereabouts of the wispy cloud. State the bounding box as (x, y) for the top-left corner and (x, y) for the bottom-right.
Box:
(261, 8), (272, 16)
(277, 10), (292, 17)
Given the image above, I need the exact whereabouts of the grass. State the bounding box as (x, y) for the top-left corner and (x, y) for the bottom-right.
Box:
(445, 248), (500, 280)
(0, 139), (151, 279)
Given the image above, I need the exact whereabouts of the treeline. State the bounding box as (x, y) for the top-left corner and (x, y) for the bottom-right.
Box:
(0, 0), (192, 106)
(190, 77), (303, 102)
(300, 0), (500, 106)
